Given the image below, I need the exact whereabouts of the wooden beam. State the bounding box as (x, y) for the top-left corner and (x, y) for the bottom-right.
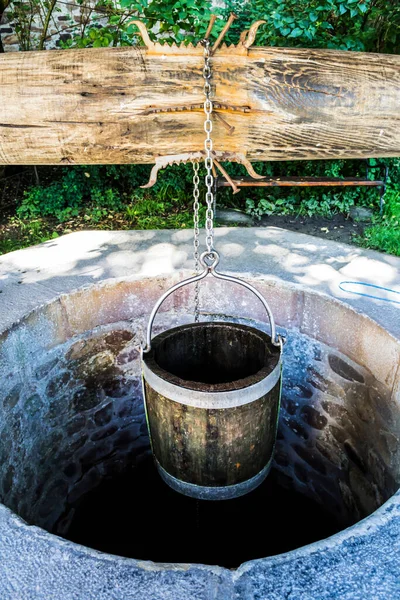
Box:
(0, 43), (399, 165)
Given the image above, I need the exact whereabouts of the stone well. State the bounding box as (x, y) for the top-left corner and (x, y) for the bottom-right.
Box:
(0, 228), (399, 599)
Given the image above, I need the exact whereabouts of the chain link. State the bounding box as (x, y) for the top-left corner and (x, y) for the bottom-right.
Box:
(191, 38), (215, 321)
(192, 161), (200, 322)
(201, 39), (215, 255)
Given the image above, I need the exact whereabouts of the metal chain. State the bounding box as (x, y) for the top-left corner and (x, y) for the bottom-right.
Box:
(191, 38), (215, 322)
(201, 38), (215, 255)
(192, 161), (200, 322)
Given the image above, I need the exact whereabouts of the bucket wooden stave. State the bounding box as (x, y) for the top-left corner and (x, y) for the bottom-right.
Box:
(142, 321), (282, 500)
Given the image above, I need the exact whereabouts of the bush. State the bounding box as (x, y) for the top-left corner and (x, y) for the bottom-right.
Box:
(17, 162), (200, 226)
(18, 167), (123, 222)
(17, 158), (386, 224)
(223, 0), (400, 53)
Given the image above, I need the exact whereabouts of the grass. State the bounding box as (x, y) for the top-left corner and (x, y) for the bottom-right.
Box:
(0, 217), (58, 254)
(357, 185), (400, 257)
(360, 226), (400, 256)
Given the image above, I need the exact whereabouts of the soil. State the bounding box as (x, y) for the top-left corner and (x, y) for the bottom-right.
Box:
(258, 213), (366, 246)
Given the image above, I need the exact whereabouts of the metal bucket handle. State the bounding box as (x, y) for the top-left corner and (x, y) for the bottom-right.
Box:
(142, 250), (284, 353)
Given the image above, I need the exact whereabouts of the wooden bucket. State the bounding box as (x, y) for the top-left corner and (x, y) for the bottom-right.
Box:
(141, 252), (283, 500)
(142, 320), (282, 500)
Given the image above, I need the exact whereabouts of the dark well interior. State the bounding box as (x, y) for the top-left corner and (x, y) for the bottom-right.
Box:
(0, 320), (399, 569)
(66, 453), (338, 568)
(149, 322), (280, 386)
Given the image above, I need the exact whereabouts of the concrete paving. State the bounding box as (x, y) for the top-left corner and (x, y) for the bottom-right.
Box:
(0, 227), (399, 335)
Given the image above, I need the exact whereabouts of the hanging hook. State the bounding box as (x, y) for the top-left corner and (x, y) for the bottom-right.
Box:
(241, 20), (266, 49)
(140, 152), (265, 189)
(239, 29), (249, 44)
(126, 20), (156, 51)
(235, 20), (266, 54)
(213, 158), (240, 194)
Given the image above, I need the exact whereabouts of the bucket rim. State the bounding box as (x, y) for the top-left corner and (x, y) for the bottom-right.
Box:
(142, 321), (282, 408)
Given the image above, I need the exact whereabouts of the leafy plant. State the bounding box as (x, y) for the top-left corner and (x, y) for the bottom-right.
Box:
(358, 159), (400, 256)
(6, 0), (62, 50)
(223, 0), (400, 53)
(57, 0), (223, 50)
(122, 0), (224, 45)
(15, 162), (204, 230)
(360, 224), (400, 256)
(0, 216), (58, 255)
(5, 0), (222, 51)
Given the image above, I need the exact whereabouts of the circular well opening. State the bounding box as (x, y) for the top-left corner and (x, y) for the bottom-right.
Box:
(0, 282), (399, 570)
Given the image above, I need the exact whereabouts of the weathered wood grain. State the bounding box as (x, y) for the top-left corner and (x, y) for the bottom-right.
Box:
(145, 384), (281, 486)
(0, 44), (399, 164)
(143, 322), (281, 489)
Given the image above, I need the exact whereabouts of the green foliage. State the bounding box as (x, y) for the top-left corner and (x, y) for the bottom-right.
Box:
(56, 0), (400, 52)
(17, 167), (122, 222)
(0, 217), (58, 255)
(17, 165), (143, 222)
(125, 196), (201, 229)
(223, 0), (400, 53)
(360, 225), (400, 256)
(245, 187), (360, 219)
(6, 0), (220, 51)
(16, 162), (203, 228)
(59, 0), (224, 49)
(16, 158), (387, 225)
(122, 0), (224, 45)
(359, 159), (400, 256)
(7, 0), (400, 52)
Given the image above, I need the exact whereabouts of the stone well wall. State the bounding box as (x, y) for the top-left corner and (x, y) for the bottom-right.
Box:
(0, 321), (149, 535)
(0, 273), (399, 544)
